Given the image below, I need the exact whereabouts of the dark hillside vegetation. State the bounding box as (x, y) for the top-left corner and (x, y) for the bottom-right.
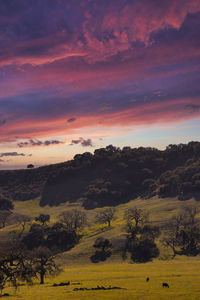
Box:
(0, 161), (72, 201)
(41, 142), (200, 208)
(0, 142), (200, 208)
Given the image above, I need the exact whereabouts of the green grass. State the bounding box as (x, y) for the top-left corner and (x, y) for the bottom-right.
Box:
(2, 196), (200, 299)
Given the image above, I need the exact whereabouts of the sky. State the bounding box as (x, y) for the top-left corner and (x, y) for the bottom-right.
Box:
(0, 0), (200, 169)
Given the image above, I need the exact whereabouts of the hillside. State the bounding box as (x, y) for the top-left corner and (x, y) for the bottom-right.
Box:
(0, 161), (71, 201)
(0, 142), (200, 208)
(12, 195), (199, 265)
(1, 185), (200, 299)
(2, 196), (200, 299)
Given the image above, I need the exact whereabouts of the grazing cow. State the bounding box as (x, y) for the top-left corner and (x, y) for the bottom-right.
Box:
(162, 282), (169, 288)
(146, 277), (149, 282)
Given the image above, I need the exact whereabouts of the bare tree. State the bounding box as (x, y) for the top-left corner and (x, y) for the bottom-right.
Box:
(16, 215), (31, 233)
(124, 207), (148, 228)
(0, 210), (12, 228)
(162, 233), (178, 258)
(0, 242), (34, 294)
(181, 205), (198, 226)
(31, 247), (60, 284)
(162, 205), (200, 256)
(59, 209), (87, 231)
(95, 208), (115, 227)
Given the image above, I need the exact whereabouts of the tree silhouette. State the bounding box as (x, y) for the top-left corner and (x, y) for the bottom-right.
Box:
(59, 209), (87, 231)
(35, 214), (50, 226)
(30, 247), (60, 284)
(95, 208), (115, 227)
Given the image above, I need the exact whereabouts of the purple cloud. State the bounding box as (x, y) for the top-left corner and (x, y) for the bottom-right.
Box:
(185, 104), (200, 113)
(0, 119), (6, 126)
(70, 138), (94, 147)
(18, 139), (64, 147)
(0, 152), (26, 157)
(0, 0), (200, 161)
(67, 117), (76, 123)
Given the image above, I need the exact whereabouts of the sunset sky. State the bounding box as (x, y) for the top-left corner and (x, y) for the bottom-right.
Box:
(0, 0), (200, 169)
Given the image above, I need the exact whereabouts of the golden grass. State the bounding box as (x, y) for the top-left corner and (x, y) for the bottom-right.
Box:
(4, 257), (200, 299)
(13, 196), (199, 225)
(2, 196), (200, 299)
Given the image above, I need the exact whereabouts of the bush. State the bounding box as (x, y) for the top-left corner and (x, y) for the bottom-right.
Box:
(130, 238), (159, 262)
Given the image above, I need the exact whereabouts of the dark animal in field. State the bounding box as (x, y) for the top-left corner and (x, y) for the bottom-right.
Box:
(146, 277), (149, 282)
(162, 282), (169, 288)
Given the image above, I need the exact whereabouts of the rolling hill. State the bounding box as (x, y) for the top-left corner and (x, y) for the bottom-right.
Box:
(1, 142), (200, 209)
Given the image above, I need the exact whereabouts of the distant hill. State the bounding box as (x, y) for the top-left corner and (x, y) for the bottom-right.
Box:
(0, 142), (200, 209)
(0, 161), (70, 201)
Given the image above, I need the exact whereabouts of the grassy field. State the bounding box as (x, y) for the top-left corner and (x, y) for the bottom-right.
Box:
(13, 196), (199, 224)
(4, 257), (200, 299)
(2, 196), (200, 299)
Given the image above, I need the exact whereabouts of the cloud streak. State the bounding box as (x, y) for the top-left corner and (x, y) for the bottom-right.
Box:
(70, 138), (94, 147)
(0, 152), (26, 157)
(18, 139), (64, 148)
(185, 104), (200, 113)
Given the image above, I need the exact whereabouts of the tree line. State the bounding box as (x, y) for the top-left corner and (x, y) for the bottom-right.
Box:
(0, 142), (200, 208)
(41, 142), (200, 208)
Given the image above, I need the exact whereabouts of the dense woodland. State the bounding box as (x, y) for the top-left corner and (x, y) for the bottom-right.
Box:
(0, 141), (200, 209)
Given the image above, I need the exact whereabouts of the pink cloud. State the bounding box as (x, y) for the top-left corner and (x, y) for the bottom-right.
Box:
(0, 0), (200, 153)
(1, 97), (200, 145)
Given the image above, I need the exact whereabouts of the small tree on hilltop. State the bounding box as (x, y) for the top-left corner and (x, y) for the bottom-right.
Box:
(95, 208), (115, 227)
(59, 209), (87, 231)
(27, 164), (34, 169)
